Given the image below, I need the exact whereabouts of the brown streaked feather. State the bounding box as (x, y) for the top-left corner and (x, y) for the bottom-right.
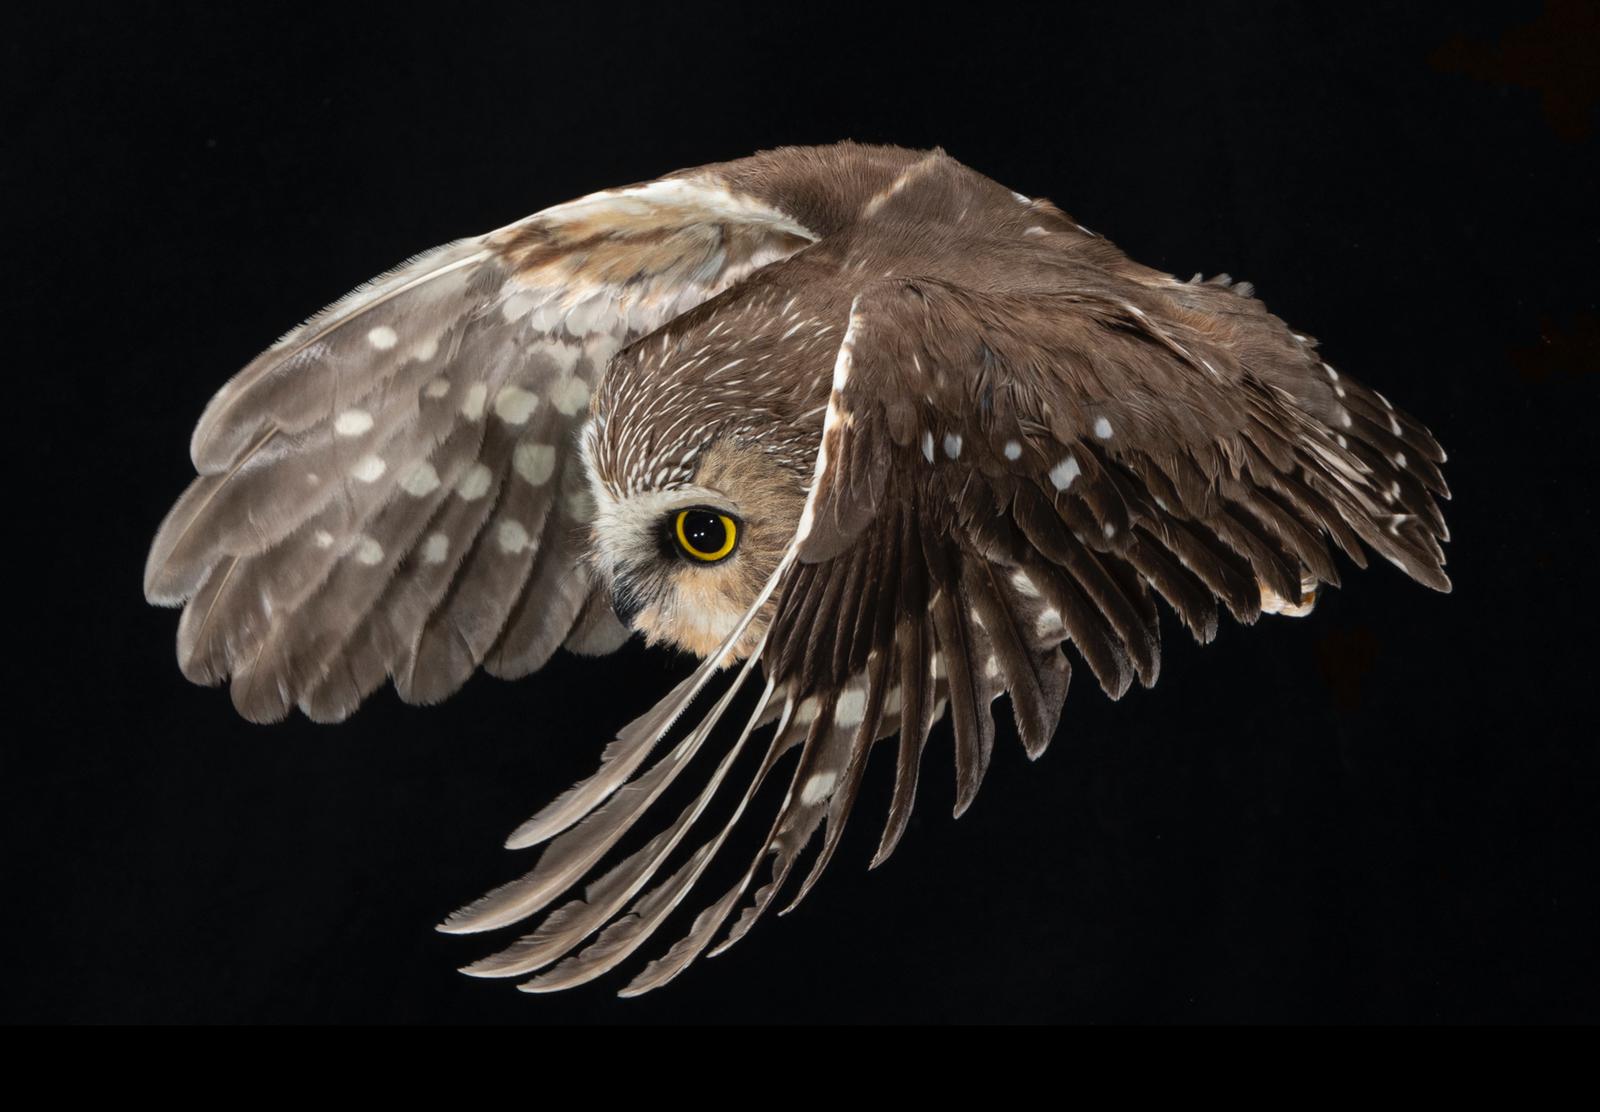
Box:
(878, 502), (938, 867)
(925, 532), (992, 816)
(966, 557), (1071, 759)
(786, 645), (894, 913)
(461, 678), (780, 982)
(1121, 531), (1220, 644)
(703, 697), (848, 958)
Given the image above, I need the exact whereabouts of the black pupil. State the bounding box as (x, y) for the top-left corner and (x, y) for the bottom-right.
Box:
(683, 510), (727, 555)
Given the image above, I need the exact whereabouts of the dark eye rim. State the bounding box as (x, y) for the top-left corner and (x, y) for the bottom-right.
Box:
(671, 506), (740, 563)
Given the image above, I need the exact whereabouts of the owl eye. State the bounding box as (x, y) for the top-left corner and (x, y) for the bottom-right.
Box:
(673, 507), (739, 563)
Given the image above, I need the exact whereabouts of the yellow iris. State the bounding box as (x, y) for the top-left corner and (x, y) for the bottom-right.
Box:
(674, 508), (738, 562)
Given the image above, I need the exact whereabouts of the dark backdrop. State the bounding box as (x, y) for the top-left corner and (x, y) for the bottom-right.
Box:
(5, 2), (1595, 1023)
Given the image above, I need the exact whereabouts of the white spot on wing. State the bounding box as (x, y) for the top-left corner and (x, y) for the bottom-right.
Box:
(496, 520), (530, 554)
(883, 686), (902, 716)
(398, 461), (440, 497)
(1094, 416), (1114, 439)
(410, 334), (439, 363)
(350, 454), (386, 483)
(943, 432), (963, 459)
(1011, 570), (1041, 597)
(500, 291), (537, 322)
(421, 532), (449, 565)
(550, 376), (590, 416)
(1049, 455), (1081, 490)
(922, 431), (934, 463)
(334, 409), (372, 437)
(800, 771), (837, 806)
(460, 383), (488, 420)
(513, 442), (556, 486)
(456, 463), (492, 501)
(835, 686), (867, 728)
(1003, 439), (1022, 461)
(493, 385), (540, 425)
(366, 325), (398, 351)
(353, 535), (384, 565)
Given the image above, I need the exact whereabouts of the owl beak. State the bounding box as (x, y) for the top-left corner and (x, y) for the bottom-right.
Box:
(612, 586), (644, 629)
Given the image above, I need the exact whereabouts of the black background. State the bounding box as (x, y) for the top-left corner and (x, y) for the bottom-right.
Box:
(5, 2), (1596, 1023)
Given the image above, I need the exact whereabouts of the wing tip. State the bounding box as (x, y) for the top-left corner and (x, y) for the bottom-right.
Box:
(456, 962), (498, 978)
(504, 814), (558, 850)
(436, 907), (494, 936)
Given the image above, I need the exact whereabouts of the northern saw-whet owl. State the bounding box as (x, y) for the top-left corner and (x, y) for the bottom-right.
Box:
(145, 143), (1451, 995)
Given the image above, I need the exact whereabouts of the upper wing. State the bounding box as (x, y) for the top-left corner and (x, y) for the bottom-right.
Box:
(145, 174), (816, 722)
(440, 265), (1449, 994)
(773, 273), (1450, 851)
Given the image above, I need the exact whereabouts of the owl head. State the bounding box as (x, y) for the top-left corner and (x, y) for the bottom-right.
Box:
(582, 428), (810, 661)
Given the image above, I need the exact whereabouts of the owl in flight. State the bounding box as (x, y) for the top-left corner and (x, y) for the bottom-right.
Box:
(146, 143), (1450, 995)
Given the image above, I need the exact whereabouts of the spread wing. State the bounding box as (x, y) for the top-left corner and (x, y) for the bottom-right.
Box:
(441, 265), (1449, 995)
(145, 175), (815, 722)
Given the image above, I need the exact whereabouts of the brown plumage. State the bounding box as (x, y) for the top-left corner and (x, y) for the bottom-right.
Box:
(144, 142), (1450, 994)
